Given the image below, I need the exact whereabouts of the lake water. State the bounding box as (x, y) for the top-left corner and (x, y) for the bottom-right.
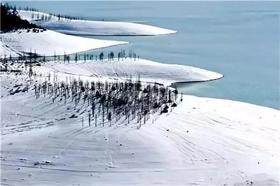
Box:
(8, 1), (280, 109)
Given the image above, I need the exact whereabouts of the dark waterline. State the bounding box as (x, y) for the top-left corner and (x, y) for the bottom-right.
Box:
(6, 1), (280, 109)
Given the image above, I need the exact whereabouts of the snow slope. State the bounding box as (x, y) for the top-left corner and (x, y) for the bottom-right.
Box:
(0, 29), (127, 57)
(34, 58), (223, 85)
(0, 42), (21, 58)
(18, 10), (177, 36)
(1, 74), (279, 186)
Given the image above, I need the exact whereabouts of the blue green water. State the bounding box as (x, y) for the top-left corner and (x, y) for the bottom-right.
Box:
(7, 1), (280, 109)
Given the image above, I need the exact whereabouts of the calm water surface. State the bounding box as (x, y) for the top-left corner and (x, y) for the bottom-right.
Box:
(8, 1), (280, 109)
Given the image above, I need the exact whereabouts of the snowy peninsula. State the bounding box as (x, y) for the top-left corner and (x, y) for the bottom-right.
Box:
(18, 10), (177, 36)
(36, 58), (223, 85)
(0, 29), (127, 57)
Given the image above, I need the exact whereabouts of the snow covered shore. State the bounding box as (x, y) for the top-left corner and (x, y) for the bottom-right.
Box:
(1, 8), (279, 186)
(0, 29), (127, 57)
(35, 58), (223, 85)
(0, 56), (278, 186)
(1, 73), (279, 185)
(18, 10), (177, 36)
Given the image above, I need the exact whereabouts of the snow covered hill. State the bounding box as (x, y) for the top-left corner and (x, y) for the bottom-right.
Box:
(1, 73), (279, 186)
(0, 29), (127, 57)
(18, 10), (177, 36)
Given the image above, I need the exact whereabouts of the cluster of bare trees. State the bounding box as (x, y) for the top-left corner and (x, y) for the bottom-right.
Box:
(0, 49), (140, 70)
(0, 55), (32, 73)
(33, 77), (182, 128)
(58, 50), (139, 63)
(73, 50), (139, 63)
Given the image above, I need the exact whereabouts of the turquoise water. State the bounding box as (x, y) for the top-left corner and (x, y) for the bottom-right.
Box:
(7, 1), (280, 109)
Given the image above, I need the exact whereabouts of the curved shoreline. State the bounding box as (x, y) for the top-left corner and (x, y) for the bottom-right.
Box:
(171, 74), (224, 86)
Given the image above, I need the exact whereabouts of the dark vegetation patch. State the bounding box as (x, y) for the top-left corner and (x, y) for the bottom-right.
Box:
(1, 4), (42, 32)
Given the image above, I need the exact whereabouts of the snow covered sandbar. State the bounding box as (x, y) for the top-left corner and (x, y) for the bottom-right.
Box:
(36, 58), (223, 85)
(18, 10), (177, 36)
(0, 29), (127, 57)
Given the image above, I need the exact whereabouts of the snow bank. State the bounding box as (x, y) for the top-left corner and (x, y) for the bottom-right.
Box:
(1, 74), (279, 185)
(18, 10), (177, 36)
(0, 29), (127, 57)
(36, 58), (223, 85)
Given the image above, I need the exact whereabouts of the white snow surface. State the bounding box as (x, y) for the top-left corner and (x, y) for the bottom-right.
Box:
(18, 10), (177, 36)
(0, 29), (127, 57)
(0, 10), (279, 185)
(1, 73), (279, 186)
(0, 42), (21, 58)
(35, 58), (223, 85)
